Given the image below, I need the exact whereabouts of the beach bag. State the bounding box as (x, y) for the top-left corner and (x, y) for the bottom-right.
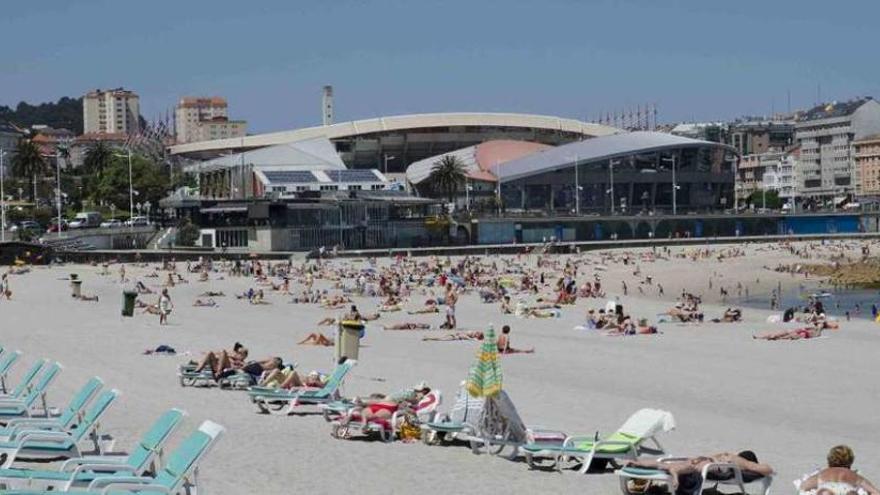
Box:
(398, 418), (421, 441)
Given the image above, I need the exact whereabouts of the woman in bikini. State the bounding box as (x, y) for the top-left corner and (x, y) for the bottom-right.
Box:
(754, 326), (823, 340)
(298, 333), (335, 346)
(798, 445), (880, 495)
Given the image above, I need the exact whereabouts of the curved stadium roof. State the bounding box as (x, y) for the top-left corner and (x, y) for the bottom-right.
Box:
(170, 112), (619, 156)
(406, 140), (551, 185)
(497, 131), (737, 183)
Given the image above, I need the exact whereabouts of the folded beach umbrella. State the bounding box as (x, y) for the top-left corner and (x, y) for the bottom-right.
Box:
(466, 326), (502, 398)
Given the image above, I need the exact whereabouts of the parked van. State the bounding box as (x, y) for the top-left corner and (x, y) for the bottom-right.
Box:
(69, 211), (103, 229)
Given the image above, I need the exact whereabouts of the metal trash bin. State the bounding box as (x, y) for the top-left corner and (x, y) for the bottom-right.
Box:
(335, 320), (364, 362)
(122, 291), (138, 317)
(70, 280), (82, 298)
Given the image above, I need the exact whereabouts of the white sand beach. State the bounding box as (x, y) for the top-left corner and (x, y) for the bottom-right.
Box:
(1, 240), (879, 494)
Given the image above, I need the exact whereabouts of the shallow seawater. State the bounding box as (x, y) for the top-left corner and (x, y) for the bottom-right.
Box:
(736, 286), (880, 321)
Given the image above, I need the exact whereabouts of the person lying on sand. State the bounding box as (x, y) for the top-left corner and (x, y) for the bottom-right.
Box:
(754, 327), (823, 340)
(193, 298), (218, 307)
(422, 331), (484, 342)
(135, 281), (153, 294)
(711, 308), (742, 323)
(298, 333), (334, 346)
(383, 322), (431, 330)
(497, 325), (534, 354)
(317, 317), (337, 326)
(623, 451), (773, 493)
(78, 294), (99, 302)
(408, 302), (439, 314)
(798, 445), (880, 495)
(200, 291), (225, 297)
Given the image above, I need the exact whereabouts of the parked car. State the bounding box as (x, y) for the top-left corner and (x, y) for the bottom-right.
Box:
(69, 211), (103, 229)
(100, 219), (123, 228)
(46, 220), (69, 233)
(125, 216), (150, 227)
(14, 220), (43, 232)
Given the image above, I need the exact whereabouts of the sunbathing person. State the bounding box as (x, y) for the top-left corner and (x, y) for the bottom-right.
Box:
(317, 317), (338, 326)
(78, 294), (100, 302)
(250, 289), (270, 304)
(383, 322), (431, 330)
(624, 451), (773, 493)
(497, 325), (534, 354)
(422, 331), (484, 342)
(408, 302), (439, 314)
(194, 344), (249, 379)
(340, 384), (431, 426)
(298, 333), (335, 346)
(754, 326), (823, 340)
(239, 357), (284, 380)
(193, 298), (218, 307)
(135, 281), (153, 294)
(712, 308), (742, 323)
(362, 312), (381, 321)
(798, 445), (880, 495)
(200, 290), (225, 297)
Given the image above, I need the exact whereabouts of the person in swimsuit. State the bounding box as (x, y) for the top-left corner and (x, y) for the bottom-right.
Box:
(422, 331), (484, 342)
(298, 333), (335, 346)
(497, 325), (534, 354)
(624, 451), (773, 493)
(340, 384), (431, 426)
(754, 327), (823, 340)
(193, 343), (249, 379)
(383, 322), (431, 330)
(798, 445), (880, 495)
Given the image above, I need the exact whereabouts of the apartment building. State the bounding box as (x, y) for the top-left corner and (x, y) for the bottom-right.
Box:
(794, 97), (880, 199)
(174, 96), (246, 144)
(83, 88), (140, 134)
(855, 134), (880, 197)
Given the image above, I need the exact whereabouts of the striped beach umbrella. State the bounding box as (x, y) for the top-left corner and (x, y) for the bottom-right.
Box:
(466, 326), (502, 398)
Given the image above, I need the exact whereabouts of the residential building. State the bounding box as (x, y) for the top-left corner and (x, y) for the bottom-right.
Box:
(83, 88), (140, 134)
(69, 132), (128, 169)
(174, 96), (247, 144)
(794, 97), (880, 200)
(738, 148), (799, 205)
(0, 122), (24, 178)
(728, 120), (794, 155)
(855, 134), (880, 197)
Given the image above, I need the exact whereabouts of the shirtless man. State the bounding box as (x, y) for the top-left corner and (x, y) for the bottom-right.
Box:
(422, 331), (484, 342)
(497, 325), (534, 354)
(623, 451), (773, 493)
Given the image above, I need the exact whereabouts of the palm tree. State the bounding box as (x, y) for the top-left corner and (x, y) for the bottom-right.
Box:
(428, 155), (466, 206)
(83, 141), (113, 179)
(9, 138), (46, 202)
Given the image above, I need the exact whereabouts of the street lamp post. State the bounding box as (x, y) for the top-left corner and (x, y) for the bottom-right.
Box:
(0, 148), (6, 242)
(661, 155), (678, 215)
(574, 154), (580, 216)
(608, 158), (621, 215)
(54, 151), (63, 239)
(494, 161), (502, 216)
(114, 149), (134, 233)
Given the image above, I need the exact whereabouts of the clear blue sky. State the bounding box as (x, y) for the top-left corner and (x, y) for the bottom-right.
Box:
(2, 0), (879, 132)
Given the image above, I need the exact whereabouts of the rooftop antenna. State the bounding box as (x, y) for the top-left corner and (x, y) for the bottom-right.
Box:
(322, 85), (334, 126)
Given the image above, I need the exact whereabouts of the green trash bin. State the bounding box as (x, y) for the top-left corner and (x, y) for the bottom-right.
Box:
(122, 291), (138, 317)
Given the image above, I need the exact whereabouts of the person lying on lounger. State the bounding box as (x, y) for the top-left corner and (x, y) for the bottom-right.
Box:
(298, 333), (334, 346)
(623, 451), (773, 493)
(339, 383), (431, 426)
(261, 367), (326, 389)
(193, 298), (217, 307)
(798, 445), (880, 495)
(383, 322), (431, 330)
(193, 343), (249, 379)
(753, 327), (823, 340)
(422, 331), (484, 342)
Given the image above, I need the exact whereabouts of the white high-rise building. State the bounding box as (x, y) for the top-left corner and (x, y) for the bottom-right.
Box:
(175, 97), (246, 144)
(82, 88), (140, 134)
(794, 97), (880, 199)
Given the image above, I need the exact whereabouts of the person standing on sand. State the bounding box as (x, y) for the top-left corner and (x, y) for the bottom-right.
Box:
(158, 288), (173, 326)
(119, 264), (126, 284)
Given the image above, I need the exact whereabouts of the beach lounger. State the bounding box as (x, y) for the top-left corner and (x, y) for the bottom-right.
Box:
(331, 390), (442, 442)
(519, 408), (675, 473)
(177, 363), (255, 389)
(0, 359), (46, 401)
(421, 381), (484, 445)
(0, 377), (103, 441)
(0, 420), (224, 495)
(250, 359), (356, 415)
(0, 389), (119, 468)
(0, 408), (187, 491)
(0, 362), (62, 421)
(0, 351), (22, 395)
(616, 456), (773, 495)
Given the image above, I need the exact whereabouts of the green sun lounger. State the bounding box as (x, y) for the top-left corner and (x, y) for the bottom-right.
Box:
(0, 351), (22, 394)
(250, 359), (356, 415)
(0, 389), (119, 468)
(0, 420), (225, 495)
(616, 457), (773, 495)
(0, 362), (62, 421)
(518, 408), (675, 474)
(0, 408), (187, 491)
(0, 377), (103, 441)
(0, 359), (45, 402)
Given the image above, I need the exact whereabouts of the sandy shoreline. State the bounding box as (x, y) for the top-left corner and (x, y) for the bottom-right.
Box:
(1, 240), (878, 494)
